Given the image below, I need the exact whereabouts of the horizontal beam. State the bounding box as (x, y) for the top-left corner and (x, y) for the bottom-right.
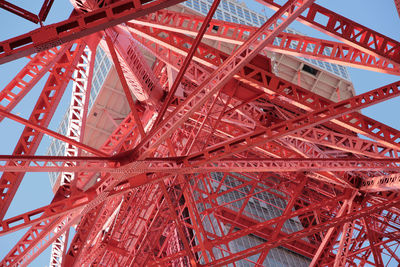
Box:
(258, 0), (400, 66)
(360, 173), (400, 192)
(291, 128), (400, 160)
(123, 0), (315, 161)
(1, 155), (400, 173)
(0, 0), (185, 64)
(185, 79), (400, 166)
(131, 10), (400, 75)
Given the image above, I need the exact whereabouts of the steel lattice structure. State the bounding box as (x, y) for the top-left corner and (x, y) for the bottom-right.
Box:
(0, 0), (400, 266)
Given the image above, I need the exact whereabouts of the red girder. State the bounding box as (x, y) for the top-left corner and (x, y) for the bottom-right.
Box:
(0, 42), (85, 221)
(1, 0), (400, 266)
(38, 0), (55, 22)
(105, 33), (146, 138)
(0, 0), (54, 24)
(185, 80), (400, 164)
(128, 24), (400, 154)
(132, 9), (400, 75)
(396, 0), (400, 18)
(0, 46), (67, 123)
(0, 108), (106, 157)
(63, 198), (119, 266)
(361, 173), (400, 192)
(291, 127), (400, 160)
(153, 0), (222, 126)
(0, 191), (91, 236)
(258, 0), (400, 66)
(0, 1), (39, 23)
(1, 212), (81, 266)
(102, 26), (163, 105)
(3, 156), (400, 174)
(124, 0), (315, 161)
(0, 0), (186, 64)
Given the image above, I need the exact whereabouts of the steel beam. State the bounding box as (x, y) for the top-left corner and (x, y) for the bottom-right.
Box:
(0, 0), (186, 64)
(0, 46), (67, 123)
(129, 25), (400, 152)
(123, 0), (316, 161)
(131, 10), (400, 75)
(2, 156), (400, 174)
(257, 0), (400, 66)
(185, 79), (400, 164)
(0, 42), (85, 221)
(0, 1), (39, 23)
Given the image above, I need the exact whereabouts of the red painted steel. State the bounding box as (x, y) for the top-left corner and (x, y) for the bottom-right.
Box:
(128, 24), (400, 151)
(131, 10), (400, 75)
(257, 0), (400, 66)
(0, 42), (85, 221)
(0, 0), (54, 24)
(0, 45), (67, 122)
(125, 0), (315, 161)
(0, 1), (39, 23)
(153, 0), (222, 126)
(1, 156), (400, 174)
(0, 0), (400, 266)
(0, 0), (186, 64)
(396, 0), (400, 18)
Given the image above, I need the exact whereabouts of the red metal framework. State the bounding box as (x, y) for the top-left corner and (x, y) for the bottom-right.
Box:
(0, 0), (54, 24)
(0, 0), (400, 266)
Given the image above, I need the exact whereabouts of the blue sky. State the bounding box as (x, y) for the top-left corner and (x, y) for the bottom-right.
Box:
(0, 0), (399, 266)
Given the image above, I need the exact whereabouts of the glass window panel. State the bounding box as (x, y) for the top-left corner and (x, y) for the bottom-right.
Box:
(251, 12), (258, 25)
(228, 2), (236, 14)
(224, 12), (231, 22)
(216, 9), (223, 20)
(200, 1), (207, 13)
(193, 0), (200, 10)
(244, 9), (251, 21)
(236, 6), (243, 18)
(185, 0), (192, 7)
(222, 0), (228, 10)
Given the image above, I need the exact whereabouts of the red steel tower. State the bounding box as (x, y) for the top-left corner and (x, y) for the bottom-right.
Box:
(0, 0), (400, 266)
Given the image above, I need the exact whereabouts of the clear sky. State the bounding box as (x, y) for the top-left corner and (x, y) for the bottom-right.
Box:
(0, 0), (399, 266)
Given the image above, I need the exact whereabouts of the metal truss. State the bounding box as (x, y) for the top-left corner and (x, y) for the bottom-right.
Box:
(131, 9), (400, 75)
(49, 45), (94, 267)
(0, 0), (400, 266)
(0, 0), (54, 24)
(0, 156), (400, 174)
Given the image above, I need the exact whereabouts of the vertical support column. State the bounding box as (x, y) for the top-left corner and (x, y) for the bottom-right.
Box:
(334, 217), (355, 266)
(363, 217), (384, 266)
(310, 191), (356, 266)
(49, 45), (94, 267)
(159, 181), (197, 265)
(166, 138), (213, 264)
